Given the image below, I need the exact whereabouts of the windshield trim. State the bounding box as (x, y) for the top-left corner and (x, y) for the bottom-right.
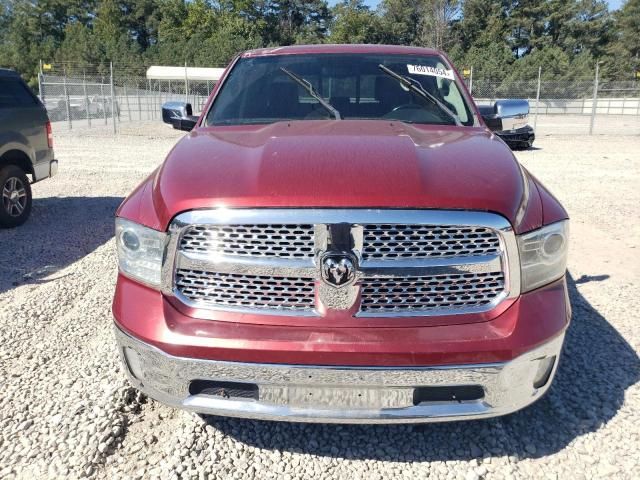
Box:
(202, 52), (479, 128)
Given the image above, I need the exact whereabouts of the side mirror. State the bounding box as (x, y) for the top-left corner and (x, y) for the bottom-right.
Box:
(479, 99), (530, 132)
(162, 101), (198, 131)
(170, 116), (198, 131)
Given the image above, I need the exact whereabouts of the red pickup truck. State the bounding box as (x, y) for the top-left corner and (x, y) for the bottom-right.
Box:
(112, 45), (570, 423)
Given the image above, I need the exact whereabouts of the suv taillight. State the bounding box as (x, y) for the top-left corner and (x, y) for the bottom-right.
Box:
(46, 121), (53, 148)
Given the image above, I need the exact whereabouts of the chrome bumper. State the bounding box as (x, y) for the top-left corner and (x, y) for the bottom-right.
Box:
(114, 326), (564, 424)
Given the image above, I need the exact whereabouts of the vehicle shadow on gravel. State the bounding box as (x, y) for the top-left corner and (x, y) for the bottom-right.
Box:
(0, 196), (122, 293)
(206, 273), (640, 461)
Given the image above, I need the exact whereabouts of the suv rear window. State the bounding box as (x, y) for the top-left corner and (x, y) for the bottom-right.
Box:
(0, 79), (38, 108)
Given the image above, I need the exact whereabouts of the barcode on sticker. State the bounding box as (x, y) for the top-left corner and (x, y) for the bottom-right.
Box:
(407, 65), (454, 80)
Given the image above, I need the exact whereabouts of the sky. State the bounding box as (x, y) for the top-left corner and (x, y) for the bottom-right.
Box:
(328, 0), (626, 11)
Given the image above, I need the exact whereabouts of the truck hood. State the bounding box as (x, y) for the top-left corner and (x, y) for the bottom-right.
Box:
(147, 120), (534, 230)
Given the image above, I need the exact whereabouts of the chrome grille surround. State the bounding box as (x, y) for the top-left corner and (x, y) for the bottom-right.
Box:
(162, 209), (520, 318)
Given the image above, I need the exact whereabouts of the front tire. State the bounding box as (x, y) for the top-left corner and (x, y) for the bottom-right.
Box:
(0, 165), (32, 228)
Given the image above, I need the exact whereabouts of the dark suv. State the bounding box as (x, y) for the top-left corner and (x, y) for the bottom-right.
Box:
(0, 68), (58, 227)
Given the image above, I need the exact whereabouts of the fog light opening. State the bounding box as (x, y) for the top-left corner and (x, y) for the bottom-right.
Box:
(189, 380), (259, 401)
(123, 347), (144, 381)
(533, 356), (556, 389)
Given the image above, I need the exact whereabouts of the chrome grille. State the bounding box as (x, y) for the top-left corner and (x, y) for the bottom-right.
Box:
(180, 224), (315, 258)
(167, 210), (517, 318)
(362, 225), (501, 260)
(176, 269), (315, 311)
(360, 272), (505, 313)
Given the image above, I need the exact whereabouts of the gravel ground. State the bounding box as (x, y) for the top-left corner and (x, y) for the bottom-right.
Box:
(1, 121), (638, 480)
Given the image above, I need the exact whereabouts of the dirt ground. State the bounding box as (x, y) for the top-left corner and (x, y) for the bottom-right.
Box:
(0, 120), (638, 479)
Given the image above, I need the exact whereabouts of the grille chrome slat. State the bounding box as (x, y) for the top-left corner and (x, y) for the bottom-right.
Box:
(360, 254), (502, 277)
(176, 269), (316, 313)
(362, 224), (501, 260)
(177, 250), (317, 278)
(360, 272), (506, 315)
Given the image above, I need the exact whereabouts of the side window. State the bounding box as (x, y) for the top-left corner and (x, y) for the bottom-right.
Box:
(0, 79), (38, 109)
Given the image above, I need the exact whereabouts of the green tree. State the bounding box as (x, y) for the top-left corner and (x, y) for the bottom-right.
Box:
(122, 0), (163, 51)
(329, 0), (382, 44)
(94, 0), (142, 68)
(191, 14), (262, 66)
(263, 0), (331, 45)
(55, 22), (102, 71)
(378, 0), (421, 45)
(459, 42), (514, 80)
(602, 0), (640, 79)
(551, 0), (610, 58)
(507, 0), (548, 57)
(451, 0), (508, 51)
(152, 0), (190, 65)
(416, 0), (459, 50)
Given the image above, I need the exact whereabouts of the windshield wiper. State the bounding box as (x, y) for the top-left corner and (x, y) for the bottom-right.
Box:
(378, 64), (461, 126)
(280, 67), (341, 120)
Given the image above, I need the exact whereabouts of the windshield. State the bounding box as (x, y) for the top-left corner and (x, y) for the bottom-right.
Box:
(205, 53), (475, 127)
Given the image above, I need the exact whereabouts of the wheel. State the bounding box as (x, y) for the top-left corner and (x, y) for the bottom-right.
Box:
(0, 165), (32, 228)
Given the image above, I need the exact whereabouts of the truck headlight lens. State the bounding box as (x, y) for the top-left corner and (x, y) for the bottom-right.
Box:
(517, 220), (569, 292)
(116, 217), (166, 288)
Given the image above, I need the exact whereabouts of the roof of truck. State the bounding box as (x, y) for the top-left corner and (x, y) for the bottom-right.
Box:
(241, 44), (443, 58)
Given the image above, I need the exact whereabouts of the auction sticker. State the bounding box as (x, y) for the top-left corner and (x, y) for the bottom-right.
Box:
(407, 64), (454, 80)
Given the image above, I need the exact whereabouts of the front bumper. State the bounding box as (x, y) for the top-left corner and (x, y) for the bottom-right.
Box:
(115, 325), (564, 424)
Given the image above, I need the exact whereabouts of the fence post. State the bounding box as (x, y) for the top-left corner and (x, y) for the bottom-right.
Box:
(83, 73), (91, 128)
(100, 82), (107, 125)
(38, 59), (44, 102)
(110, 62), (116, 134)
(63, 69), (72, 130)
(589, 63), (600, 135)
(153, 80), (157, 119)
(534, 66), (541, 130)
(137, 81), (142, 120)
(124, 83), (131, 122)
(469, 66), (473, 95)
(147, 79), (153, 120)
(184, 61), (189, 103)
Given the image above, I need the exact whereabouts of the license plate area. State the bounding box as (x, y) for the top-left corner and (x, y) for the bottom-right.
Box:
(260, 385), (414, 409)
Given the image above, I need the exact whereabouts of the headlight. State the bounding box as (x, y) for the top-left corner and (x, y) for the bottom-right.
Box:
(116, 217), (166, 288)
(517, 220), (569, 292)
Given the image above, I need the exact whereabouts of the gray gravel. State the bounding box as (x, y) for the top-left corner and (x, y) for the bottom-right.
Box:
(0, 121), (638, 479)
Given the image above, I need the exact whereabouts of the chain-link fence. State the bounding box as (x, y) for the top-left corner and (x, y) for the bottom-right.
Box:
(39, 62), (640, 136)
(39, 62), (221, 133)
(464, 67), (640, 135)
(470, 79), (640, 115)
